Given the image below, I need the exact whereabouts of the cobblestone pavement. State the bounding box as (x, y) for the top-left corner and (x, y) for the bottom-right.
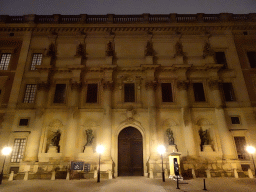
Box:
(0, 177), (256, 192)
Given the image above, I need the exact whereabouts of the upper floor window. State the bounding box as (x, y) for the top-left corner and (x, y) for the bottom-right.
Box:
(222, 83), (236, 101)
(30, 53), (43, 70)
(193, 83), (206, 102)
(53, 84), (66, 103)
(231, 116), (240, 124)
(161, 83), (173, 102)
(0, 53), (11, 70)
(247, 52), (256, 68)
(215, 52), (227, 68)
(23, 84), (37, 103)
(86, 84), (98, 103)
(234, 137), (249, 160)
(124, 83), (135, 102)
(11, 138), (26, 163)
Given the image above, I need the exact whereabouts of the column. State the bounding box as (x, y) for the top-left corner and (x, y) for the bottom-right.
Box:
(24, 83), (49, 161)
(145, 81), (158, 155)
(101, 81), (113, 158)
(177, 81), (196, 156)
(64, 82), (80, 161)
(209, 80), (237, 159)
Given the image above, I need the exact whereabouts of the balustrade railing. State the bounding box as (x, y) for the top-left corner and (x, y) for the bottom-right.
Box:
(149, 15), (170, 22)
(86, 15), (108, 23)
(114, 15), (144, 23)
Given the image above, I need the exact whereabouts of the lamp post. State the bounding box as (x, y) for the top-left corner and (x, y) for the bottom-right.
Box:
(0, 147), (12, 185)
(246, 146), (256, 177)
(96, 145), (104, 183)
(157, 145), (166, 182)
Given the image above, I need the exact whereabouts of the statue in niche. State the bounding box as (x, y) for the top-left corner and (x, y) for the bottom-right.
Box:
(198, 127), (211, 151)
(51, 130), (61, 152)
(145, 41), (154, 56)
(175, 41), (184, 56)
(106, 41), (114, 56)
(47, 43), (56, 57)
(166, 128), (175, 145)
(76, 43), (85, 57)
(83, 129), (94, 151)
(203, 42), (214, 58)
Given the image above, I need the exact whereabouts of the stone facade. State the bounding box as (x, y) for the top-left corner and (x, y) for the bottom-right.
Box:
(0, 13), (256, 179)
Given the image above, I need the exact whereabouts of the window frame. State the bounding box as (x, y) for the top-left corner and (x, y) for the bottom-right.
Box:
(215, 51), (228, 68)
(124, 83), (135, 103)
(161, 83), (174, 103)
(10, 138), (27, 163)
(221, 82), (236, 102)
(86, 83), (98, 104)
(53, 84), (67, 104)
(23, 84), (37, 104)
(247, 51), (256, 68)
(193, 82), (206, 102)
(0, 53), (12, 70)
(30, 53), (43, 70)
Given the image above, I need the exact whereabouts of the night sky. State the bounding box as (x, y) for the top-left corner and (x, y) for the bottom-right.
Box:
(0, 0), (255, 16)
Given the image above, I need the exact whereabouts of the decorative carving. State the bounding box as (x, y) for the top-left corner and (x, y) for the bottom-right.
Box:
(47, 43), (56, 57)
(50, 130), (61, 152)
(203, 42), (214, 58)
(76, 43), (85, 57)
(83, 129), (94, 151)
(177, 81), (189, 90)
(106, 41), (114, 56)
(208, 80), (220, 90)
(71, 81), (81, 90)
(37, 82), (50, 91)
(145, 41), (154, 56)
(145, 81), (158, 90)
(198, 127), (211, 151)
(166, 128), (175, 145)
(103, 80), (114, 90)
(175, 41), (184, 57)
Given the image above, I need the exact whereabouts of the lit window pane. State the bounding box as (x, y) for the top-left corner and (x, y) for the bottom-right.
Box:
(30, 53), (43, 70)
(0, 53), (11, 70)
(10, 139), (26, 163)
(23, 84), (37, 103)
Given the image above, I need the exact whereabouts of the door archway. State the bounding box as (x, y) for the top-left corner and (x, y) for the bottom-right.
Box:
(118, 127), (143, 176)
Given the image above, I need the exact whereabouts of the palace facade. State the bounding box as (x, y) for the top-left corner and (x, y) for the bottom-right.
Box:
(0, 13), (256, 179)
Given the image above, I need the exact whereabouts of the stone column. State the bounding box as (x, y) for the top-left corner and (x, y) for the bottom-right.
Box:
(64, 82), (80, 161)
(145, 81), (158, 154)
(24, 83), (49, 161)
(101, 81), (113, 158)
(177, 81), (196, 156)
(209, 80), (237, 159)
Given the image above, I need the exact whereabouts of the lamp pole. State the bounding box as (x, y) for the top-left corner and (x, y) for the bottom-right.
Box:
(251, 154), (256, 177)
(0, 156), (6, 185)
(157, 145), (166, 182)
(246, 146), (256, 177)
(97, 153), (101, 183)
(161, 153), (165, 182)
(0, 147), (12, 185)
(96, 145), (104, 183)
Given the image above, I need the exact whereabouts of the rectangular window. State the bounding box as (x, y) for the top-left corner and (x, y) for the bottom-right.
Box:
(234, 137), (248, 160)
(161, 83), (173, 102)
(86, 84), (98, 103)
(0, 53), (11, 70)
(231, 117), (240, 124)
(215, 52), (227, 68)
(19, 119), (29, 126)
(222, 83), (236, 101)
(124, 83), (135, 102)
(23, 84), (37, 103)
(30, 53), (43, 70)
(53, 84), (66, 103)
(247, 52), (256, 68)
(11, 139), (26, 163)
(193, 83), (206, 102)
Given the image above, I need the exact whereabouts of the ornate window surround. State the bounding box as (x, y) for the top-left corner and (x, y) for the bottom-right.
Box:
(81, 80), (102, 108)
(25, 49), (46, 72)
(157, 79), (176, 107)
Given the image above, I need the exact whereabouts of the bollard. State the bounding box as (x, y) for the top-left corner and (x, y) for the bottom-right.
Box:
(94, 170), (97, 179)
(66, 171), (70, 180)
(176, 176), (180, 189)
(24, 171), (28, 181)
(51, 171), (56, 180)
(203, 179), (207, 190)
(8, 171), (14, 181)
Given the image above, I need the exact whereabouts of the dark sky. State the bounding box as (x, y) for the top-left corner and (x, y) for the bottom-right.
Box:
(0, 0), (255, 16)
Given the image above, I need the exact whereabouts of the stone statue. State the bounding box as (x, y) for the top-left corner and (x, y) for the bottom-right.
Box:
(106, 41), (114, 56)
(199, 128), (210, 151)
(203, 42), (214, 58)
(175, 41), (184, 56)
(145, 41), (154, 56)
(51, 130), (61, 152)
(166, 128), (175, 145)
(83, 129), (94, 151)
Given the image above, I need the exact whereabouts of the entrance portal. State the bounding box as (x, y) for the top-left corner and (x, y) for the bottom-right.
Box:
(118, 127), (143, 176)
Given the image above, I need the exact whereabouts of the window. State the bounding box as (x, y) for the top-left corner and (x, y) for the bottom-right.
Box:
(231, 117), (240, 124)
(234, 137), (248, 160)
(215, 52), (227, 68)
(30, 53), (43, 70)
(53, 84), (66, 103)
(0, 53), (11, 70)
(161, 83), (173, 102)
(124, 83), (135, 102)
(11, 139), (26, 163)
(247, 52), (256, 68)
(193, 83), (206, 102)
(23, 84), (37, 103)
(86, 84), (98, 103)
(19, 119), (29, 126)
(222, 83), (236, 101)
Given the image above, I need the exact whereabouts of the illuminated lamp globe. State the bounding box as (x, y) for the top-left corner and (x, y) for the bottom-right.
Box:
(2, 147), (12, 156)
(96, 145), (104, 154)
(246, 146), (256, 154)
(157, 145), (166, 155)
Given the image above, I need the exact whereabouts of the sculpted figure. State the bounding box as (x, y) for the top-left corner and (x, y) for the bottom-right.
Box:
(106, 41), (114, 56)
(199, 128), (211, 151)
(145, 41), (154, 56)
(83, 129), (94, 151)
(166, 128), (175, 145)
(51, 130), (61, 152)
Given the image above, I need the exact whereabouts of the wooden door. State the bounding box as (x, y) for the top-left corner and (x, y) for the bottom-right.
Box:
(118, 127), (143, 176)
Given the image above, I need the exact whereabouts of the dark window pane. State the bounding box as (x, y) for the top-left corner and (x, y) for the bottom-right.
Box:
(86, 84), (98, 103)
(231, 117), (240, 124)
(162, 83), (173, 102)
(19, 119), (29, 126)
(247, 52), (256, 68)
(234, 137), (249, 160)
(124, 83), (135, 102)
(193, 83), (206, 102)
(215, 52), (227, 68)
(54, 84), (66, 103)
(222, 83), (236, 101)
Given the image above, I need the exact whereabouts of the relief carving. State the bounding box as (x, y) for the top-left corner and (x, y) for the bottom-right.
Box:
(145, 81), (158, 90)
(175, 41), (184, 57)
(177, 81), (189, 90)
(203, 42), (214, 58)
(106, 41), (114, 56)
(145, 41), (154, 56)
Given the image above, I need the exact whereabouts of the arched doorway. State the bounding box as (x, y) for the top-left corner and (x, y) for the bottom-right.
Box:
(118, 127), (143, 176)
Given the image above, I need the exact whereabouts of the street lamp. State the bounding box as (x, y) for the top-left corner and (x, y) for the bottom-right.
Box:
(157, 145), (166, 182)
(246, 146), (256, 177)
(96, 145), (104, 183)
(0, 147), (12, 185)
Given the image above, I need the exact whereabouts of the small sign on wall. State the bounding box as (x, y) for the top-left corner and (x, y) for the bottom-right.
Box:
(84, 164), (91, 172)
(71, 162), (84, 170)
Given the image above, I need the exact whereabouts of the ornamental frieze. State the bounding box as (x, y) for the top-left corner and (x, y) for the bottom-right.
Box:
(177, 81), (189, 90)
(145, 81), (158, 90)
(102, 80), (114, 90)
